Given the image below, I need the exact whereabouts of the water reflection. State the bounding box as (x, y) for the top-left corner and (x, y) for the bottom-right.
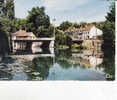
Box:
(27, 57), (54, 80)
(0, 70), (12, 80)
(100, 49), (115, 80)
(71, 50), (103, 68)
(0, 47), (115, 81)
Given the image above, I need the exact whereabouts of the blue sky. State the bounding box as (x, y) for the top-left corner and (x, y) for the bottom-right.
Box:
(14, 0), (111, 26)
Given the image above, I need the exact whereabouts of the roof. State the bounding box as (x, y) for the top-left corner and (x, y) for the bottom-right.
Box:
(70, 25), (94, 33)
(28, 32), (36, 37)
(12, 29), (36, 37)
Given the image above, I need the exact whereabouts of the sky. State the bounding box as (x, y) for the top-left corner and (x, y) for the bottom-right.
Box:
(14, 0), (111, 26)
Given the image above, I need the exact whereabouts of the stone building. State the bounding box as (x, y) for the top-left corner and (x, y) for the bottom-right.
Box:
(12, 29), (36, 40)
(12, 29), (36, 51)
(69, 25), (103, 40)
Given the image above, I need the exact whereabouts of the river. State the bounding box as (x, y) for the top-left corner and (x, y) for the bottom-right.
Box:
(0, 47), (115, 81)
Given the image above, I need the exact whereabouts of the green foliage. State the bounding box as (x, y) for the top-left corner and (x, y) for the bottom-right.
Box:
(106, 3), (115, 22)
(72, 43), (80, 48)
(26, 7), (53, 37)
(0, 0), (5, 17)
(55, 29), (72, 48)
(57, 21), (72, 31)
(72, 43), (80, 52)
(0, 17), (20, 34)
(79, 22), (88, 27)
(30, 57), (53, 80)
(0, 20), (10, 54)
(11, 18), (27, 32)
(58, 45), (69, 50)
(102, 3), (115, 49)
(100, 49), (115, 80)
(4, 0), (15, 20)
(73, 23), (81, 28)
(37, 24), (54, 37)
(71, 48), (80, 53)
(0, 0), (15, 54)
(55, 50), (72, 69)
(95, 22), (105, 30)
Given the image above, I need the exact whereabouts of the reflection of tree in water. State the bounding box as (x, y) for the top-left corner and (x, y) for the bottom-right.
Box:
(55, 49), (91, 69)
(0, 57), (16, 80)
(0, 70), (12, 80)
(71, 56), (88, 69)
(57, 58), (72, 69)
(55, 49), (72, 69)
(28, 57), (53, 80)
(100, 49), (115, 80)
(55, 49), (106, 70)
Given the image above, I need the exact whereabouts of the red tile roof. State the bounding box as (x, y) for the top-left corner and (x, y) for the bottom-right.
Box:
(13, 29), (29, 36)
(70, 25), (94, 32)
(12, 29), (36, 37)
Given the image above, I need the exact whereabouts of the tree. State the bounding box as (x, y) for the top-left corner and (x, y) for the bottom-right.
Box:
(80, 22), (88, 28)
(106, 3), (115, 22)
(55, 29), (72, 48)
(102, 2), (115, 49)
(5, 0), (15, 20)
(94, 22), (105, 30)
(0, 19), (10, 54)
(37, 24), (54, 37)
(73, 23), (80, 28)
(26, 7), (53, 37)
(11, 18), (27, 32)
(57, 21), (72, 31)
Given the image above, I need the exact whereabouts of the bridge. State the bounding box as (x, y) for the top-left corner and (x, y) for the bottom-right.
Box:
(12, 37), (55, 52)
(12, 37), (55, 41)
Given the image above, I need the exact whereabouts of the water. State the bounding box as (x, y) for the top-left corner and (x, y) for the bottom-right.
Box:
(0, 48), (115, 81)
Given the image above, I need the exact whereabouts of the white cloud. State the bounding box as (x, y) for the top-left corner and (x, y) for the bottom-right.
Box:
(14, 0), (110, 26)
(43, 0), (90, 11)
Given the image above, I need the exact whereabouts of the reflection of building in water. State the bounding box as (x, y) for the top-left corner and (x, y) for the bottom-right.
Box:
(11, 54), (55, 61)
(32, 42), (43, 48)
(89, 56), (103, 67)
(49, 48), (54, 54)
(32, 47), (42, 54)
(71, 50), (103, 68)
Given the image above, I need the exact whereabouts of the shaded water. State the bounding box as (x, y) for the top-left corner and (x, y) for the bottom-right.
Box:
(0, 47), (115, 81)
